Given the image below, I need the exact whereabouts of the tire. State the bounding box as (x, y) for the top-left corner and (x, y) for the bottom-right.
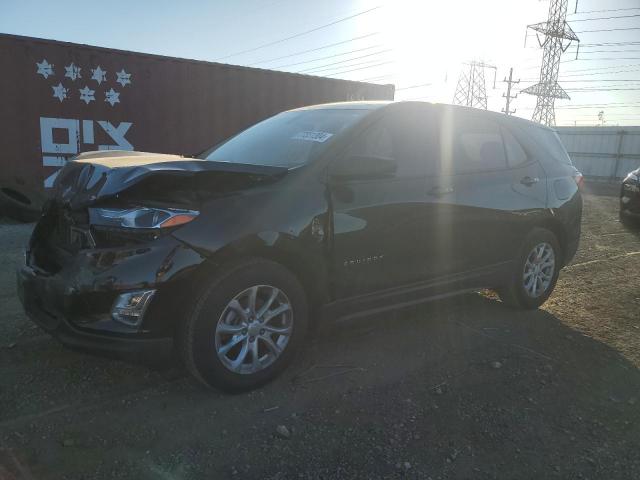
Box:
(620, 208), (640, 228)
(497, 228), (561, 310)
(179, 258), (308, 392)
(0, 186), (43, 222)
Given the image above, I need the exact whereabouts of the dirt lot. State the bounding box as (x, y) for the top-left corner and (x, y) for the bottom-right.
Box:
(1, 184), (639, 479)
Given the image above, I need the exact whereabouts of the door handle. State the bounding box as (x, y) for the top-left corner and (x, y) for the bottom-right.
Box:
(520, 176), (539, 187)
(428, 185), (454, 197)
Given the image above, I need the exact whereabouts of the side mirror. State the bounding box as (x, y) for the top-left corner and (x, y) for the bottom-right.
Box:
(330, 155), (397, 181)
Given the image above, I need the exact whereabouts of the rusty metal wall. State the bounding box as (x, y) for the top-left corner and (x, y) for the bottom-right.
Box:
(0, 33), (395, 213)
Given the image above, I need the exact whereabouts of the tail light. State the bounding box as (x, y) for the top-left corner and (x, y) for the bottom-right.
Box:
(573, 171), (584, 189)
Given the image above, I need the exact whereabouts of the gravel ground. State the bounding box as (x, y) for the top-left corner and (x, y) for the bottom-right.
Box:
(0, 184), (639, 479)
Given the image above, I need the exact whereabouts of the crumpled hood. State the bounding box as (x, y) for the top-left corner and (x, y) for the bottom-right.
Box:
(53, 150), (288, 209)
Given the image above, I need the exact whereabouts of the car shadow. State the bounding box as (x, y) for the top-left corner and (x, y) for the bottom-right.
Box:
(3, 292), (640, 479)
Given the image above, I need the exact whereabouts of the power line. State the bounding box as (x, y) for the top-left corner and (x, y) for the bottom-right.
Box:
(555, 101), (640, 107)
(525, 42), (640, 50)
(566, 115), (640, 118)
(248, 33), (379, 66)
(561, 58), (640, 63)
(569, 7), (640, 15)
(213, 6), (382, 61)
(299, 56), (390, 76)
(296, 49), (392, 74)
(562, 62), (640, 73)
(270, 44), (382, 70)
(521, 78), (640, 82)
(574, 42), (640, 47)
(562, 49), (640, 54)
(570, 112), (636, 118)
(562, 69), (640, 79)
(523, 58), (640, 72)
(565, 87), (640, 91)
(558, 105), (640, 109)
(357, 74), (395, 83)
(322, 61), (394, 78)
(526, 45), (640, 52)
(569, 13), (640, 22)
(574, 27), (640, 33)
(320, 60), (394, 77)
(396, 82), (434, 91)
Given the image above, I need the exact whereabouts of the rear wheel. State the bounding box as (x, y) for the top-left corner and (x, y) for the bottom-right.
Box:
(620, 208), (640, 228)
(498, 228), (561, 310)
(179, 258), (308, 392)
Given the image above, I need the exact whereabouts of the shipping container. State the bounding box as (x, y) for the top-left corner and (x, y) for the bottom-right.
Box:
(0, 33), (395, 219)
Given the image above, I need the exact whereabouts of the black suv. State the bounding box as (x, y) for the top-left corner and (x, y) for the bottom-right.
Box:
(17, 102), (583, 391)
(620, 167), (640, 224)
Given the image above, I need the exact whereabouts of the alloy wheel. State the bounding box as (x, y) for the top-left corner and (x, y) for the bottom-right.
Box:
(522, 242), (555, 298)
(214, 285), (293, 374)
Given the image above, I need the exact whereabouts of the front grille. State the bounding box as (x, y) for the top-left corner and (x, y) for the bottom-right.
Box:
(51, 207), (93, 253)
(30, 205), (93, 273)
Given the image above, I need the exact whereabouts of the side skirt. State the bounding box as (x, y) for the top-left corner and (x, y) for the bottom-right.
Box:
(321, 261), (512, 322)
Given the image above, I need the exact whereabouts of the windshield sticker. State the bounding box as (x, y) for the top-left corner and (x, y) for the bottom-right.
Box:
(291, 131), (334, 143)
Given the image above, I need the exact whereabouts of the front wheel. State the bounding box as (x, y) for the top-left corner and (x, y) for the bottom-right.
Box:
(497, 228), (561, 310)
(179, 259), (308, 392)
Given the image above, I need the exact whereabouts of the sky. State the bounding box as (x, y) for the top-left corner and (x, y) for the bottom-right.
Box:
(3, 0), (640, 126)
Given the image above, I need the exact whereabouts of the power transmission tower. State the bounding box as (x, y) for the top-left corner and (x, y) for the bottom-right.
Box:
(521, 0), (579, 126)
(502, 67), (520, 115)
(452, 61), (496, 110)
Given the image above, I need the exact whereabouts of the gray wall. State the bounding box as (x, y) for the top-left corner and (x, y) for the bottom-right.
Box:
(556, 126), (640, 180)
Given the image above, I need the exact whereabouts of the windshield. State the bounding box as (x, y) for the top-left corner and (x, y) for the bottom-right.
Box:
(199, 108), (369, 167)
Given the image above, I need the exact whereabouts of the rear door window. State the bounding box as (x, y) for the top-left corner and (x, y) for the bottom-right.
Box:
(442, 114), (507, 174)
(501, 126), (529, 167)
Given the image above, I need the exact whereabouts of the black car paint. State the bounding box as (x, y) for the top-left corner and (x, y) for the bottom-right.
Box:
(17, 102), (582, 354)
(620, 167), (640, 219)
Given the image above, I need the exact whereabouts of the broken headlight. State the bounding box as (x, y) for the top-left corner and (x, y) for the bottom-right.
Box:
(88, 206), (199, 229)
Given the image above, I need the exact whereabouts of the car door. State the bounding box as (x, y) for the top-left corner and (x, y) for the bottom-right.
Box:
(437, 109), (547, 276)
(328, 105), (442, 299)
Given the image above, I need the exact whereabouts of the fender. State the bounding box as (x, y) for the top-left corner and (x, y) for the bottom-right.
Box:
(172, 179), (332, 307)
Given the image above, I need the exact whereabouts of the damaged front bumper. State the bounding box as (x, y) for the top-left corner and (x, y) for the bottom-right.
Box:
(17, 233), (205, 357)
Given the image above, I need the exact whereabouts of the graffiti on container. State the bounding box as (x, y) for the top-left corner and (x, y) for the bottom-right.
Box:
(91, 66), (107, 84)
(35, 60), (134, 187)
(35, 59), (132, 104)
(78, 86), (95, 104)
(104, 88), (120, 106)
(36, 60), (54, 79)
(40, 118), (134, 187)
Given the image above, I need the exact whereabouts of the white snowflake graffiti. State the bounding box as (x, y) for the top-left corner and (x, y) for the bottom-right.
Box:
(52, 83), (68, 102)
(64, 63), (82, 81)
(79, 86), (95, 104)
(115, 69), (132, 87)
(91, 66), (107, 84)
(105, 88), (120, 106)
(36, 59), (54, 79)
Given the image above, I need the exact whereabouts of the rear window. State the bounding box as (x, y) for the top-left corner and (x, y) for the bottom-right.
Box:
(530, 127), (573, 166)
(199, 108), (369, 167)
